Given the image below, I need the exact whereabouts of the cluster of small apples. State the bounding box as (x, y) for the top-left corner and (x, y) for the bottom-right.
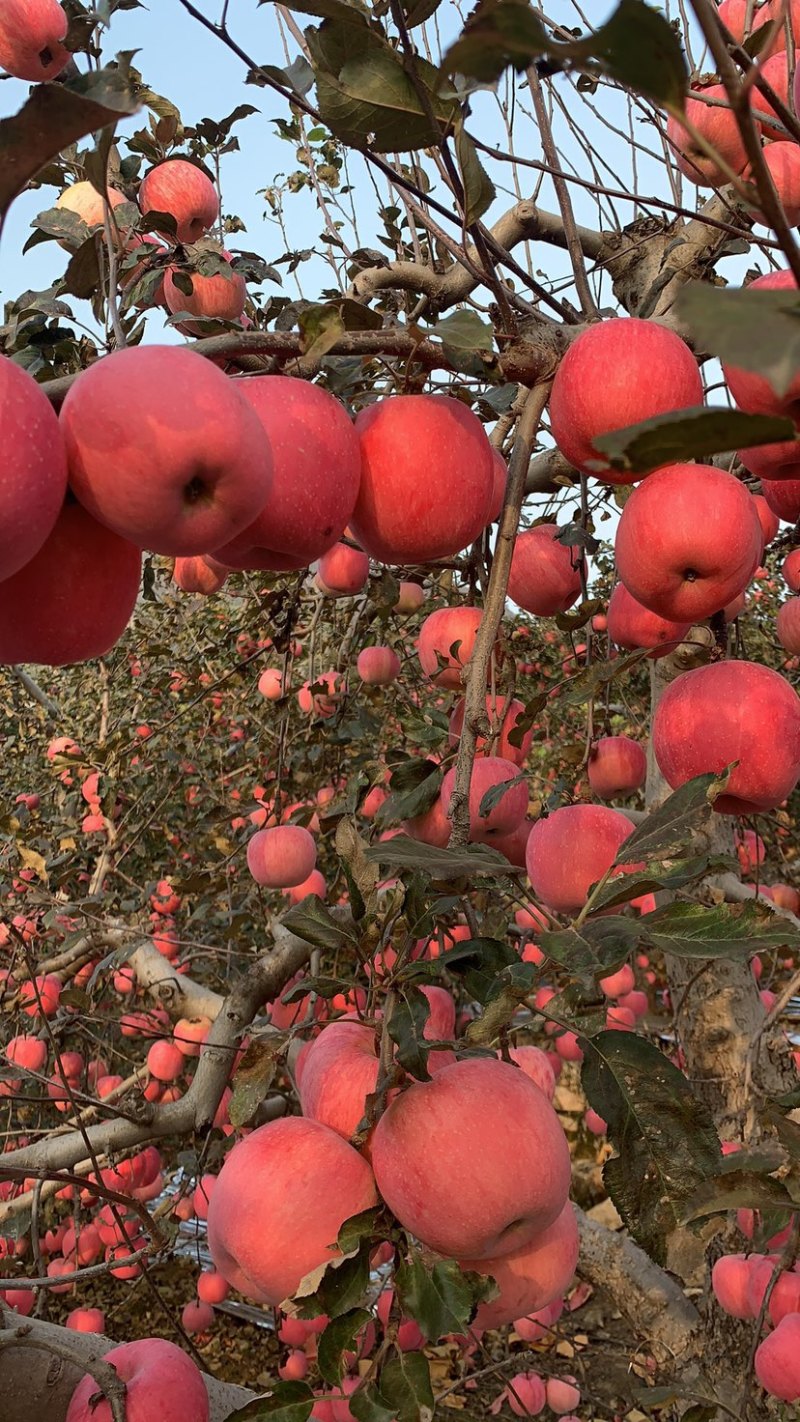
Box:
(666, 0), (800, 220)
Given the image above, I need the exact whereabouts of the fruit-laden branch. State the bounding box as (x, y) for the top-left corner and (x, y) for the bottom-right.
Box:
(349, 199), (604, 307)
(448, 380), (552, 846)
(0, 1312), (129, 1422)
(39, 324), (567, 406)
(0, 919), (313, 1177)
(0, 1308), (255, 1422)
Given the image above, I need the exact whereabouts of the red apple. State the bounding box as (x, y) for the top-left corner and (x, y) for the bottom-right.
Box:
(55, 183), (128, 235)
(395, 580), (425, 613)
(417, 606), (485, 689)
(607, 581), (691, 658)
(653, 659), (800, 813)
(66, 1338), (209, 1422)
(163, 256), (246, 332)
(460, 1200), (579, 1329)
(213, 376), (361, 569)
(762, 476), (800, 521)
(614, 463), (762, 623)
(0, 501), (141, 667)
(755, 1313), (800, 1402)
(448, 695), (532, 766)
(745, 142), (800, 226)
(0, 355), (68, 581)
(587, 736), (647, 799)
(0, 0), (69, 81)
(549, 319), (703, 479)
(316, 542), (370, 596)
(371, 1057), (571, 1259)
(207, 1117), (379, 1304)
(138, 160), (219, 243)
(247, 825), (317, 888)
(526, 805), (634, 914)
(783, 549), (800, 589)
(752, 493), (780, 553)
(357, 646), (401, 685)
(299, 1020), (379, 1140)
(507, 524), (585, 614)
(350, 395), (494, 563)
(440, 756), (528, 841)
(778, 597), (800, 653)
(667, 83), (748, 186)
(172, 555), (228, 594)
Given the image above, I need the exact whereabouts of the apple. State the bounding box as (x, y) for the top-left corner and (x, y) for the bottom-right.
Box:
(163, 256), (246, 333)
(724, 271), (800, 420)
(0, 355), (69, 583)
(497, 1373), (546, 1418)
(546, 1377), (581, 1416)
(653, 660), (800, 813)
(448, 694), (532, 766)
(146, 1040), (185, 1083)
(357, 646), (401, 685)
(778, 597), (800, 652)
(247, 825), (317, 888)
(587, 736), (647, 799)
(763, 0), (800, 49)
(371, 1056), (571, 1259)
(0, 501), (141, 667)
(667, 83), (748, 186)
(745, 141), (800, 226)
(138, 159), (219, 243)
(182, 1300), (214, 1334)
(440, 756), (528, 841)
(404, 794), (453, 848)
(298, 670), (342, 718)
(784, 549), (800, 589)
(762, 476), (800, 521)
(55, 182), (128, 233)
(507, 524), (586, 614)
(207, 1117), (379, 1304)
(505, 1045), (556, 1100)
(614, 463), (762, 622)
(299, 1020), (379, 1140)
(417, 606), (485, 689)
(716, 0), (749, 41)
(0, 0), (69, 81)
(173, 555), (228, 594)
(750, 49), (795, 135)
(490, 817), (535, 868)
(607, 581), (691, 658)
(549, 318), (703, 479)
(461, 1201), (578, 1329)
(197, 1270), (229, 1304)
(395, 581), (425, 613)
(752, 493), (780, 553)
(526, 805), (635, 914)
(65, 1338), (209, 1422)
(212, 376), (361, 568)
(61, 346), (274, 557)
(350, 394), (495, 563)
(66, 1308), (105, 1334)
(316, 543), (370, 596)
(755, 1313), (800, 1402)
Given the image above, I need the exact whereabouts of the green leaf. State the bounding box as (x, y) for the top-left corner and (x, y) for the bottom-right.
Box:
(640, 900), (800, 959)
(263, 0), (371, 24)
(431, 308), (495, 353)
(227, 1382), (315, 1422)
(675, 282), (800, 401)
(336, 1207), (386, 1256)
(281, 898), (359, 951)
(0, 66), (140, 228)
(228, 1037), (280, 1128)
(454, 124), (496, 225)
(681, 1168), (796, 1225)
(395, 1255), (482, 1340)
(582, 1031), (720, 1262)
(442, 0), (549, 84)
(317, 1308), (372, 1385)
(588, 855), (736, 913)
(404, 0), (444, 28)
(63, 236), (102, 300)
(555, 651), (646, 707)
(298, 302), (346, 362)
(308, 22), (459, 153)
(375, 760), (442, 831)
(365, 836), (515, 880)
(570, 0), (687, 110)
(386, 988), (432, 1081)
(378, 1352), (435, 1422)
(349, 1386), (397, 1422)
(592, 407), (796, 476)
(294, 1238), (374, 1318)
(617, 772), (731, 863)
(477, 770), (526, 821)
(538, 919), (639, 979)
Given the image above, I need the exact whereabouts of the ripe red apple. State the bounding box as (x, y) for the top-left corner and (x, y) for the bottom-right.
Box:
(587, 736), (647, 799)
(316, 543), (370, 596)
(350, 394), (495, 563)
(614, 463), (762, 623)
(440, 756), (528, 841)
(755, 1313), (800, 1402)
(207, 1117), (378, 1304)
(371, 1056), (571, 1259)
(62, 347), (273, 556)
(0, 0), (69, 81)
(745, 141), (800, 226)
(762, 476), (800, 521)
(417, 606), (484, 689)
(778, 597), (800, 653)
(784, 549), (800, 589)
(653, 660), (800, 813)
(247, 825), (317, 888)
(65, 1307), (105, 1334)
(163, 256), (246, 332)
(212, 376), (361, 568)
(549, 319), (703, 479)
(460, 1200), (579, 1329)
(506, 1044), (556, 1100)
(173, 555), (228, 594)
(299, 1021), (379, 1139)
(66, 1337), (209, 1422)
(404, 794), (453, 848)
(667, 83), (748, 186)
(448, 695), (532, 767)
(724, 271), (800, 421)
(763, 0), (800, 49)
(752, 493), (780, 554)
(0, 500), (141, 667)
(606, 582), (691, 658)
(55, 182), (128, 234)
(297, 670), (342, 718)
(138, 159), (219, 243)
(526, 805), (634, 914)
(258, 667), (283, 699)
(357, 646), (401, 685)
(716, 0), (749, 41)
(507, 524), (586, 614)
(0, 355), (68, 582)
(395, 580), (425, 613)
(750, 48), (794, 135)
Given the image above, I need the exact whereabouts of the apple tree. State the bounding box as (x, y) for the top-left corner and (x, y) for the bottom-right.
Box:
(2, 1), (800, 1419)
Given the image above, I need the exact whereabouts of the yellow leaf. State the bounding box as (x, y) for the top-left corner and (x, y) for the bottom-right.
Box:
(17, 845), (48, 883)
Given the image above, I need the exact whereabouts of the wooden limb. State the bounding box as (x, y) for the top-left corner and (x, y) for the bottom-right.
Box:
(8, 667), (61, 717)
